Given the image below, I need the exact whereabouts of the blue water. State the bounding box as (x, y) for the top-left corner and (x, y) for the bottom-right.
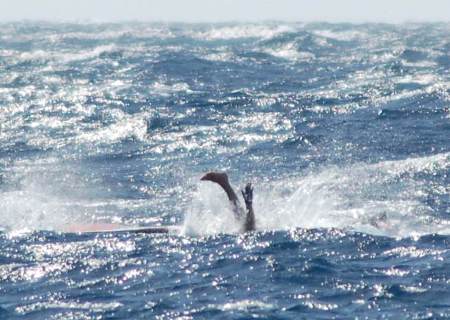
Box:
(0, 22), (449, 319)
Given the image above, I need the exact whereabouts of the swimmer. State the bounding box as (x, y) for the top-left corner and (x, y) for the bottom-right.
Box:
(201, 172), (255, 232)
(64, 172), (255, 234)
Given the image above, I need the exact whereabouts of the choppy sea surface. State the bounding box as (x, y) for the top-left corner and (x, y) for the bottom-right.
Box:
(0, 22), (449, 319)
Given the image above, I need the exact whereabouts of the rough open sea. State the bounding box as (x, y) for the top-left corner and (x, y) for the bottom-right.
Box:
(0, 22), (449, 319)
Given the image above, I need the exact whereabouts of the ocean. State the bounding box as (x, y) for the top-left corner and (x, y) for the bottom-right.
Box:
(0, 22), (449, 319)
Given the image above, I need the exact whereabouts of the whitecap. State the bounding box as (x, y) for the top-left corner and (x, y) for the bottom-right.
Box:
(76, 110), (148, 145)
(15, 301), (122, 315)
(263, 43), (315, 61)
(218, 300), (275, 311)
(149, 81), (193, 96)
(312, 29), (368, 41)
(188, 24), (292, 41)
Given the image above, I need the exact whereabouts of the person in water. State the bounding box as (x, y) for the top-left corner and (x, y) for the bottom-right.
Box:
(201, 172), (255, 232)
(65, 172), (255, 234)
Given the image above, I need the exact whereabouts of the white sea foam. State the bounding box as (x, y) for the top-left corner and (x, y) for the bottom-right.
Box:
(0, 189), (66, 232)
(0, 159), (140, 234)
(202, 51), (235, 62)
(76, 110), (148, 144)
(15, 301), (122, 315)
(0, 170), (72, 232)
(189, 25), (292, 40)
(18, 44), (118, 65)
(58, 44), (118, 63)
(396, 74), (438, 85)
(149, 81), (193, 96)
(264, 43), (315, 61)
(312, 30), (368, 41)
(49, 26), (174, 42)
(218, 300), (275, 311)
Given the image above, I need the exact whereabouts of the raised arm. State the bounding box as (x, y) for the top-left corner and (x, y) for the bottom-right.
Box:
(201, 172), (256, 232)
(241, 183), (255, 231)
(200, 172), (244, 220)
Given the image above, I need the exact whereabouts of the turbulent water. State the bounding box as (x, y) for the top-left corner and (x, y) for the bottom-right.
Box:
(0, 22), (449, 319)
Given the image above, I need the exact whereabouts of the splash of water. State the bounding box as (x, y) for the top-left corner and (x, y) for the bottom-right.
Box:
(0, 160), (104, 233)
(183, 152), (449, 238)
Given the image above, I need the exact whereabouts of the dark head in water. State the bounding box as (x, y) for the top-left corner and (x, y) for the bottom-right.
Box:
(201, 172), (255, 232)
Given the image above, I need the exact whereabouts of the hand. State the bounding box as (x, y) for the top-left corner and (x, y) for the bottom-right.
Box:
(241, 183), (253, 207)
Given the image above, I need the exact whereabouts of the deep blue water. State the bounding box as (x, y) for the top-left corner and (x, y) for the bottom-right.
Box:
(0, 22), (449, 319)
